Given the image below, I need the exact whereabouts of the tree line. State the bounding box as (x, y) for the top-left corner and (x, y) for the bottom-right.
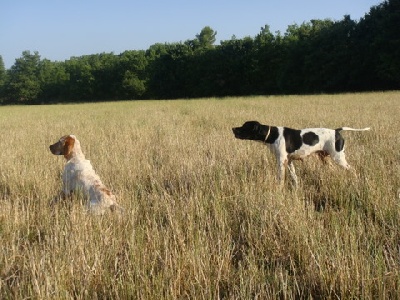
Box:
(0, 0), (399, 104)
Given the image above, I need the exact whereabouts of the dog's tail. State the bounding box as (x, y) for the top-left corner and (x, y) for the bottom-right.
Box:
(336, 127), (371, 132)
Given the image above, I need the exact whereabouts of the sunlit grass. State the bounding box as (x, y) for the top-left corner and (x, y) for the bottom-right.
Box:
(0, 92), (399, 299)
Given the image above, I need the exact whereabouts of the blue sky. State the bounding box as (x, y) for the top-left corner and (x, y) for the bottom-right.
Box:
(1, 0), (382, 68)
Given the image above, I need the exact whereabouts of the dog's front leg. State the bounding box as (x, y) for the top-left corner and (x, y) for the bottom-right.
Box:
(287, 161), (298, 187)
(277, 158), (286, 186)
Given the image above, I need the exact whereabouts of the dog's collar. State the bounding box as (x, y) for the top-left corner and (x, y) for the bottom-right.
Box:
(264, 127), (271, 142)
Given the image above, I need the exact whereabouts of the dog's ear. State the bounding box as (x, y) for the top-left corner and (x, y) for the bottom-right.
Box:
(258, 124), (269, 135)
(63, 135), (75, 159)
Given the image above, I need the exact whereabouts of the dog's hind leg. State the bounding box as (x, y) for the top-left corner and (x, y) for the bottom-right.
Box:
(332, 152), (351, 170)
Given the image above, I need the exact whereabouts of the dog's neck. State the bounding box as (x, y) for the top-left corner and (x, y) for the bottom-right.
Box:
(66, 144), (86, 161)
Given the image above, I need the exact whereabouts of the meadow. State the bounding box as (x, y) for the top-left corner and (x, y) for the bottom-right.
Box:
(0, 92), (399, 299)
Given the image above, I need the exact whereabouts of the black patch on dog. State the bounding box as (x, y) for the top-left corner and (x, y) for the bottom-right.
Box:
(335, 130), (345, 152)
(302, 131), (319, 146)
(283, 127), (302, 153)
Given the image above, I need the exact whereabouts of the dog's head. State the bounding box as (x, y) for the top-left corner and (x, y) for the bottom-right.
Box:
(49, 135), (77, 160)
(232, 121), (269, 141)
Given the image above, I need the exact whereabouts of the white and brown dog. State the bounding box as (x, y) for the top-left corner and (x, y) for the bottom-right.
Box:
(49, 135), (123, 215)
(232, 121), (370, 186)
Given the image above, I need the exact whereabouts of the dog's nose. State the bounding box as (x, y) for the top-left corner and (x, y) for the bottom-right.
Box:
(49, 144), (57, 154)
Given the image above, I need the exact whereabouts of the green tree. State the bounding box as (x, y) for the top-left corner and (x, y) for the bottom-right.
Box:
(119, 50), (148, 99)
(0, 55), (6, 101)
(0, 55), (5, 84)
(276, 23), (310, 93)
(122, 70), (146, 98)
(6, 51), (41, 103)
(89, 53), (120, 100)
(147, 43), (193, 98)
(196, 26), (217, 49)
(38, 59), (69, 102)
(253, 25), (281, 94)
(217, 37), (256, 95)
(65, 56), (95, 101)
(352, 0), (400, 89)
(301, 18), (351, 92)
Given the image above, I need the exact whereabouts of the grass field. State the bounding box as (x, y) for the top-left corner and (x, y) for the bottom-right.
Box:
(0, 92), (399, 299)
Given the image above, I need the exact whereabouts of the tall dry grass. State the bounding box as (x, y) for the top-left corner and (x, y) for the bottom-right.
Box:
(0, 92), (399, 299)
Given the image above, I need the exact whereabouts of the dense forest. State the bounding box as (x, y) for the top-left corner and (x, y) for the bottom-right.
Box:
(0, 0), (399, 104)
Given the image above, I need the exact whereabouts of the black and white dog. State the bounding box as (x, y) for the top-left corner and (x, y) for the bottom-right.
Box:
(232, 121), (370, 186)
